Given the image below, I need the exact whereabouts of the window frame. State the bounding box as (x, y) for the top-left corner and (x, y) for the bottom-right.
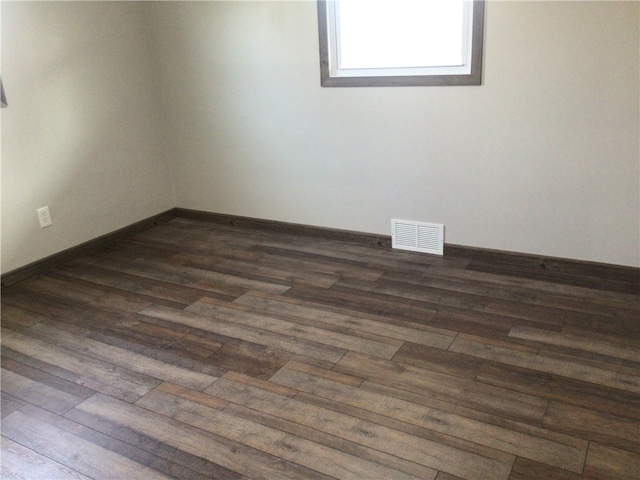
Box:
(317, 0), (485, 87)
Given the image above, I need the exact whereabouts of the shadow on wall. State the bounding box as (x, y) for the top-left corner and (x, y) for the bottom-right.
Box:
(1, 2), (173, 274)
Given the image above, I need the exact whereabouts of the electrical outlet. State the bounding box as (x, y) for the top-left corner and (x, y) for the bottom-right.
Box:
(37, 206), (52, 228)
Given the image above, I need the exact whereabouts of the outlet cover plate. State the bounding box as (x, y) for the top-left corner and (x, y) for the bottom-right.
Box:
(37, 206), (52, 228)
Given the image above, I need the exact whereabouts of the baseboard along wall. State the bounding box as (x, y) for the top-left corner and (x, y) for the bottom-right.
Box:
(1, 207), (638, 288)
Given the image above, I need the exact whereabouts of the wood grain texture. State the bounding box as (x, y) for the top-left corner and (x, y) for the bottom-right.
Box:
(450, 334), (640, 393)
(584, 443), (640, 479)
(204, 375), (507, 480)
(139, 384), (428, 480)
(1, 436), (92, 480)
(2, 406), (173, 480)
(2, 216), (638, 479)
(269, 362), (587, 473)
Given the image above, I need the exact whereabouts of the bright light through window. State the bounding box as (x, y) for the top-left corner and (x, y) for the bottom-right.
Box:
(317, 0), (485, 87)
(337, 0), (465, 69)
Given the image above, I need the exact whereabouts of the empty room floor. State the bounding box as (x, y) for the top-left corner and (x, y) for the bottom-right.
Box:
(1, 216), (639, 479)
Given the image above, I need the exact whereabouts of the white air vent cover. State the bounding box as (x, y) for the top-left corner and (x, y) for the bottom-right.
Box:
(391, 219), (444, 255)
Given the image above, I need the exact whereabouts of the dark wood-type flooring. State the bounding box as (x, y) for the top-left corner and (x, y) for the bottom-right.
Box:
(2, 217), (639, 479)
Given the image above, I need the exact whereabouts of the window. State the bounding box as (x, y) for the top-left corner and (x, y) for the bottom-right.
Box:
(317, 0), (485, 87)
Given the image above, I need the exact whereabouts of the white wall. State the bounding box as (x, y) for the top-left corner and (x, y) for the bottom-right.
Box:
(147, 0), (640, 267)
(1, 2), (175, 273)
(2, 1), (638, 271)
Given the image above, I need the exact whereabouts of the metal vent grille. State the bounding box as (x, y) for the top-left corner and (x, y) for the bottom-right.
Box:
(391, 219), (444, 255)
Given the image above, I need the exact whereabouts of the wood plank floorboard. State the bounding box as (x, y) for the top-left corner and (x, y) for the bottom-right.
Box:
(1, 217), (639, 479)
(464, 261), (640, 295)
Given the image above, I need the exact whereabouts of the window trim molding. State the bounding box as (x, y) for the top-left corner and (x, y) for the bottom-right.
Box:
(317, 0), (485, 87)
